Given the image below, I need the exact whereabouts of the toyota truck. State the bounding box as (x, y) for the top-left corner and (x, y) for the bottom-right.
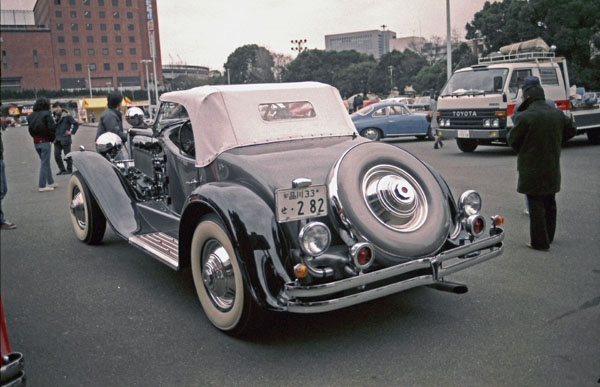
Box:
(435, 47), (600, 152)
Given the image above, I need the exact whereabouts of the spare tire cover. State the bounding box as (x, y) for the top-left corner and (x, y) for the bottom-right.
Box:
(331, 142), (450, 264)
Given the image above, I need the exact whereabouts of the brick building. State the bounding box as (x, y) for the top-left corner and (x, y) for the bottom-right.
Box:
(1, 0), (162, 92)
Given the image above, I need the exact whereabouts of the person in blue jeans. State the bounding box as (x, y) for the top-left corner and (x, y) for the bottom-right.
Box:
(27, 97), (57, 192)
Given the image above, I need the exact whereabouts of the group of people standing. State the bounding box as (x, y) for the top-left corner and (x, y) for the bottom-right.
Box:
(26, 98), (79, 192)
(1, 91), (125, 230)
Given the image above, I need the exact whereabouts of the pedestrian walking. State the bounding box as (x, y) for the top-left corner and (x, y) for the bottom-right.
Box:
(1, 120), (16, 229)
(507, 76), (576, 251)
(96, 92), (126, 142)
(428, 91), (443, 149)
(53, 102), (79, 175)
(27, 97), (57, 192)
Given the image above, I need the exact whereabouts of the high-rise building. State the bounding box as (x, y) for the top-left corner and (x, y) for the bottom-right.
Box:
(0, 0), (162, 92)
(325, 29), (397, 59)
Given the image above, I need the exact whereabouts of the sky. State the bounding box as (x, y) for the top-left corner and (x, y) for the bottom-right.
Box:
(3, 0), (494, 70)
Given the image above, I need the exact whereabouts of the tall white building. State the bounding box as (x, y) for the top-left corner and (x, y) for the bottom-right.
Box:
(325, 29), (397, 59)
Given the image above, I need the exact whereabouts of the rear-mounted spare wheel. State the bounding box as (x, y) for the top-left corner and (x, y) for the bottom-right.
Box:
(330, 142), (450, 264)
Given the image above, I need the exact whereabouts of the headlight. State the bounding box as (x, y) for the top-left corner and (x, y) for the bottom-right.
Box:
(458, 190), (482, 216)
(492, 118), (500, 128)
(298, 222), (331, 256)
(483, 119), (491, 128)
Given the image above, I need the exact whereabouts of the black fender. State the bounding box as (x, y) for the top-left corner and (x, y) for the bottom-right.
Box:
(179, 182), (291, 311)
(67, 150), (140, 239)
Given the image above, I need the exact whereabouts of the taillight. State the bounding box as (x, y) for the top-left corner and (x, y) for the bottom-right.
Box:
(350, 242), (375, 270)
(465, 214), (485, 238)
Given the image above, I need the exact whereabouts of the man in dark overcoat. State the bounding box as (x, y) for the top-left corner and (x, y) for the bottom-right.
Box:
(507, 76), (576, 251)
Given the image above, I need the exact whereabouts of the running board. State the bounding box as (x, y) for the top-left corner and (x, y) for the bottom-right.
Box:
(129, 232), (179, 270)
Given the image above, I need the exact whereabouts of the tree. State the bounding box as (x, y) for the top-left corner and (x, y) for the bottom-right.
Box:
(368, 50), (428, 96)
(411, 61), (447, 95)
(466, 0), (600, 88)
(282, 49), (375, 86)
(224, 44), (275, 84)
(332, 61), (376, 98)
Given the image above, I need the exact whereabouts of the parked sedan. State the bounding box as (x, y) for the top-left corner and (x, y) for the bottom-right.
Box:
(351, 101), (432, 141)
(66, 82), (504, 336)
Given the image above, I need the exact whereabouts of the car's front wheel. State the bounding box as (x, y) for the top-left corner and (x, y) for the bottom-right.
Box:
(191, 214), (263, 336)
(360, 128), (382, 141)
(68, 172), (106, 244)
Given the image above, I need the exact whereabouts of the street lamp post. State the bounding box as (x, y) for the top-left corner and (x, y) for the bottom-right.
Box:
(141, 59), (152, 118)
(446, 0), (452, 80)
(291, 39), (307, 54)
(87, 64), (93, 98)
(388, 66), (393, 93)
(149, 31), (160, 115)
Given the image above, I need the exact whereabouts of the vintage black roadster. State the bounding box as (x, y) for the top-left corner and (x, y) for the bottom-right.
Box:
(67, 82), (504, 335)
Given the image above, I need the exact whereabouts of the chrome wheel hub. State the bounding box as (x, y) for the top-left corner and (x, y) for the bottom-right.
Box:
(363, 129), (378, 140)
(202, 239), (235, 311)
(70, 189), (86, 230)
(362, 165), (428, 232)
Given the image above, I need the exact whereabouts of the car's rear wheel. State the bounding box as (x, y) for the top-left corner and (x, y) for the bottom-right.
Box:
(191, 214), (263, 336)
(68, 172), (106, 244)
(331, 142), (450, 264)
(360, 128), (382, 141)
(456, 138), (478, 152)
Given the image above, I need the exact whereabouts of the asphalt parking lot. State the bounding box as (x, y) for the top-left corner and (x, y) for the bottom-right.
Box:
(1, 124), (599, 386)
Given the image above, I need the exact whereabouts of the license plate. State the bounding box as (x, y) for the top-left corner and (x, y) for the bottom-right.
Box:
(276, 185), (328, 222)
(458, 130), (470, 138)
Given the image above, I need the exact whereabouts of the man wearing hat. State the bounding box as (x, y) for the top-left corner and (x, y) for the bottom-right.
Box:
(507, 76), (576, 251)
(53, 102), (79, 175)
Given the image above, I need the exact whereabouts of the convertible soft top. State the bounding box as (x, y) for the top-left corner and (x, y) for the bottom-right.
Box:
(160, 82), (356, 166)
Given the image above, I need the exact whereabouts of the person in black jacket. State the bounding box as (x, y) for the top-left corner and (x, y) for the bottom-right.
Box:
(27, 97), (57, 192)
(507, 77), (576, 251)
(52, 102), (79, 175)
(96, 92), (126, 142)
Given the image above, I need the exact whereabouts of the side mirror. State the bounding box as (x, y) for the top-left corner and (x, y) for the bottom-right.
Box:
(493, 76), (503, 92)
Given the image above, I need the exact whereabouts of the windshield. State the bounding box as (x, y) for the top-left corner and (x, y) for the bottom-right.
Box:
(441, 68), (509, 96)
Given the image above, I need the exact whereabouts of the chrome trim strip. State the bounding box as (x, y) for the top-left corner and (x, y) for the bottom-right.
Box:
(129, 232), (179, 270)
(286, 258), (431, 298)
(287, 276), (435, 313)
(284, 228), (503, 313)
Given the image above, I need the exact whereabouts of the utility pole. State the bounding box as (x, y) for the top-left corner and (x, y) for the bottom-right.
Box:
(291, 39), (307, 55)
(446, 0), (452, 80)
(141, 59), (152, 118)
(389, 66), (393, 93)
(87, 64), (93, 98)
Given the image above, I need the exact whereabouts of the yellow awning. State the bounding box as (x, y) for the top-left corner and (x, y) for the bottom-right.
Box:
(82, 97), (108, 109)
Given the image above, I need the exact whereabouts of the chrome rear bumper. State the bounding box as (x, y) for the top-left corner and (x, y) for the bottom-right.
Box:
(283, 228), (504, 313)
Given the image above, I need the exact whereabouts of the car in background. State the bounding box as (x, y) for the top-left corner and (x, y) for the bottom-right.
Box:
(351, 101), (432, 141)
(410, 96), (432, 111)
(384, 97), (415, 106)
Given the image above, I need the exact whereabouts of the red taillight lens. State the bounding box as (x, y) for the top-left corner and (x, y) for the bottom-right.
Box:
(357, 247), (372, 266)
(473, 218), (484, 234)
